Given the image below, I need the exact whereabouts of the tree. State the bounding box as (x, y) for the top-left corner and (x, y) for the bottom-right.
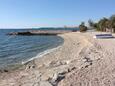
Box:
(110, 15), (115, 32)
(90, 17), (110, 32)
(87, 14), (115, 33)
(79, 22), (87, 32)
(98, 18), (109, 31)
(88, 19), (94, 28)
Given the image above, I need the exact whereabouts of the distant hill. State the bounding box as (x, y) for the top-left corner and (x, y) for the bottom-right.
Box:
(32, 27), (79, 31)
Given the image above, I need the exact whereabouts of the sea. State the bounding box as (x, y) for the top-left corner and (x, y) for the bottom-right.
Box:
(0, 29), (65, 69)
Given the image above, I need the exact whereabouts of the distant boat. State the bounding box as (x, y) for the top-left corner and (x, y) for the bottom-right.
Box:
(93, 34), (114, 39)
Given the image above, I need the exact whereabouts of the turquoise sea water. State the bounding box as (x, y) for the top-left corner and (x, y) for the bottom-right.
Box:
(0, 29), (64, 69)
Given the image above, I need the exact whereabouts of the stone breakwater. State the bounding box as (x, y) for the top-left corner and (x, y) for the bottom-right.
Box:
(7, 30), (75, 35)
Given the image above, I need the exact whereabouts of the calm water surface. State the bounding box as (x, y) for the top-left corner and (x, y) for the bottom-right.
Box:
(0, 29), (64, 69)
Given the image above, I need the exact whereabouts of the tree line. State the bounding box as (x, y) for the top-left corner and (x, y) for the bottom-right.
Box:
(79, 15), (115, 32)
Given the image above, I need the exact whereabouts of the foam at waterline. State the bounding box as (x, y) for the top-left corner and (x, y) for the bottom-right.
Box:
(21, 45), (62, 64)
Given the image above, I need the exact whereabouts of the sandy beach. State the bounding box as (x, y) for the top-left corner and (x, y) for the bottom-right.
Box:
(1, 31), (115, 86)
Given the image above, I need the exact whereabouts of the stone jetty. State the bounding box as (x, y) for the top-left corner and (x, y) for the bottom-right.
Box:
(7, 30), (76, 36)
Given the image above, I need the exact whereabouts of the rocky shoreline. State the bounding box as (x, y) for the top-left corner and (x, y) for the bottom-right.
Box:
(1, 32), (115, 86)
(0, 32), (82, 86)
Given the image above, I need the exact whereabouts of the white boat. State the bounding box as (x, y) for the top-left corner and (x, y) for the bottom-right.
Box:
(93, 34), (114, 39)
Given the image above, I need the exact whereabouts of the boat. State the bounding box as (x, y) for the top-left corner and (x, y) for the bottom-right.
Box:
(93, 34), (114, 39)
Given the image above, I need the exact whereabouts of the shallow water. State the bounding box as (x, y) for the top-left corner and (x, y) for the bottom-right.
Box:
(0, 29), (64, 69)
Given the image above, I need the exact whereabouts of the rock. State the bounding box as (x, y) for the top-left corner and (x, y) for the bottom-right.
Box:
(37, 64), (45, 69)
(49, 72), (65, 86)
(8, 32), (32, 35)
(4, 69), (8, 72)
(52, 73), (58, 81)
(7, 32), (18, 35)
(67, 67), (76, 72)
(83, 57), (92, 62)
(41, 73), (53, 81)
(7, 30), (68, 36)
(48, 61), (63, 67)
(41, 75), (50, 81)
(40, 81), (52, 86)
(26, 64), (36, 70)
(47, 60), (71, 68)
(65, 60), (71, 64)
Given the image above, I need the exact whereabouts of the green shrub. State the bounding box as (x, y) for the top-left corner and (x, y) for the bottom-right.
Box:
(79, 22), (87, 32)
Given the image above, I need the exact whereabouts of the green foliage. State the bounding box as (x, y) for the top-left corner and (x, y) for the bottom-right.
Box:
(110, 15), (115, 29)
(79, 22), (87, 32)
(88, 15), (115, 32)
(98, 18), (109, 31)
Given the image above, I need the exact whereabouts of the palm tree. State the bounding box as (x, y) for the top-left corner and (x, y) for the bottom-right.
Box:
(110, 15), (115, 32)
(88, 14), (115, 33)
(98, 18), (109, 31)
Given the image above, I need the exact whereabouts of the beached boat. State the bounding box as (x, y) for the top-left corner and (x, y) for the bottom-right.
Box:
(93, 34), (114, 39)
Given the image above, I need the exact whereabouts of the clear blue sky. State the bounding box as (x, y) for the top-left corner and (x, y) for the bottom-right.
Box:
(0, 0), (115, 28)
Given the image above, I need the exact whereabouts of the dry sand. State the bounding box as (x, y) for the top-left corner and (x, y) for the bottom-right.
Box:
(0, 32), (115, 86)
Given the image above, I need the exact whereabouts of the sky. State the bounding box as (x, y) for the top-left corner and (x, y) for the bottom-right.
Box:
(0, 0), (115, 28)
